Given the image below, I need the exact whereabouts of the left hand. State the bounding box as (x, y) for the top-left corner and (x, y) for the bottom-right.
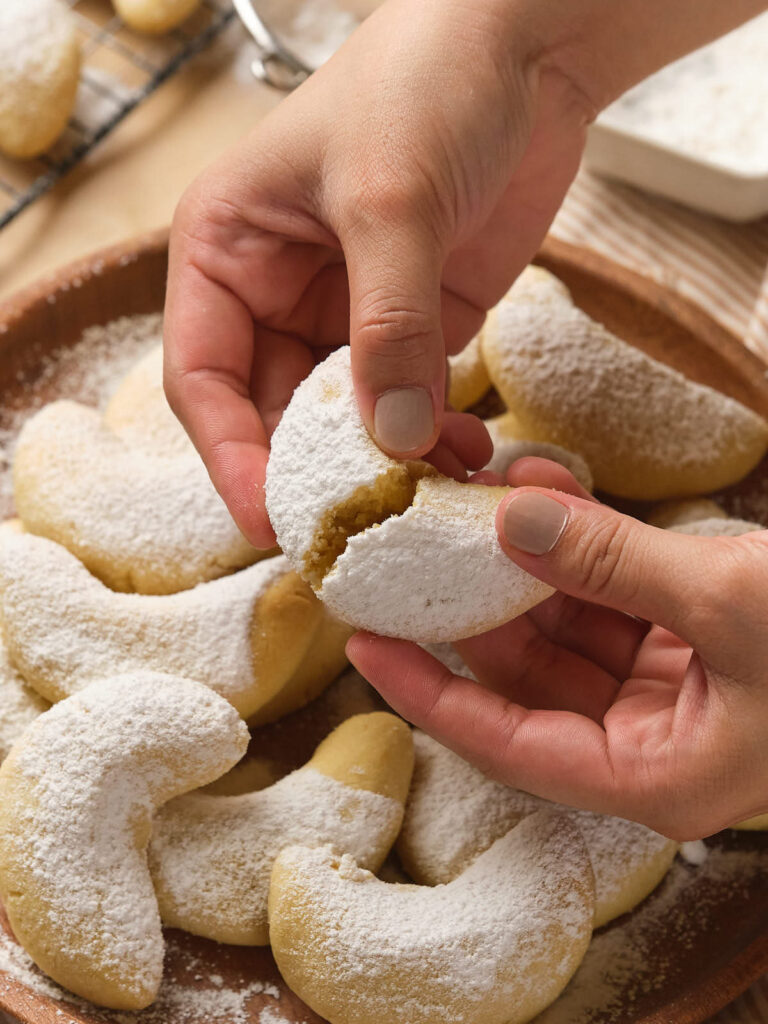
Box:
(348, 459), (768, 840)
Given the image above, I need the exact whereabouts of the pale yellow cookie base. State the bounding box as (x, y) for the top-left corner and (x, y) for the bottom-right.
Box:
(448, 335), (490, 411)
(114, 0), (201, 33)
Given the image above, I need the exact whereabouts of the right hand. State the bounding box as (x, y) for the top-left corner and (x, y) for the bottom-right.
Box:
(349, 459), (768, 839)
(163, 0), (594, 547)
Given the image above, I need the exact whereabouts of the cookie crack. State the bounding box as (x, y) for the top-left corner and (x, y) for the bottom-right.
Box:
(303, 462), (436, 589)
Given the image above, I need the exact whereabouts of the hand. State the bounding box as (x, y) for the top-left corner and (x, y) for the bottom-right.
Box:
(163, 0), (594, 547)
(348, 460), (768, 840)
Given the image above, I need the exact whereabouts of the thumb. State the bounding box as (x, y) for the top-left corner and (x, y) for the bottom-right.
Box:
(343, 212), (447, 458)
(496, 487), (718, 639)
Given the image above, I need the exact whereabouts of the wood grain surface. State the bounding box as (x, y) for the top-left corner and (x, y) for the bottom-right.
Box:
(0, 234), (766, 1024)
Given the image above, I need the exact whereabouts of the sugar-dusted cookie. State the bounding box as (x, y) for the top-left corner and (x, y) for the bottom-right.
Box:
(149, 713), (413, 945)
(104, 344), (190, 456)
(0, 530), (350, 721)
(483, 413), (594, 490)
(732, 812), (768, 830)
(204, 668), (386, 795)
(481, 266), (768, 500)
(0, 0), (80, 159)
(269, 810), (594, 1024)
(646, 498), (727, 529)
(13, 399), (268, 595)
(0, 673), (248, 1010)
(448, 335), (491, 411)
(0, 636), (49, 764)
(265, 348), (552, 642)
(398, 732), (678, 928)
(114, 0), (200, 34)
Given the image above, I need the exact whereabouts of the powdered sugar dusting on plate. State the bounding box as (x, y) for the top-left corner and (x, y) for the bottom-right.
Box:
(0, 314), (161, 520)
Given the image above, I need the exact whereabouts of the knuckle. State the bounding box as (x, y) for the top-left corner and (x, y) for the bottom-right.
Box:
(355, 297), (438, 363)
(573, 515), (635, 602)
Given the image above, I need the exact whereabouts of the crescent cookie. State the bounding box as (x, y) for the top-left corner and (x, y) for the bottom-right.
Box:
(0, 636), (49, 764)
(204, 668), (386, 796)
(0, 530), (351, 722)
(0, 673), (248, 1010)
(0, 0), (80, 159)
(481, 266), (768, 500)
(104, 345), (190, 456)
(483, 413), (594, 490)
(113, 0), (200, 33)
(398, 732), (678, 929)
(13, 399), (267, 595)
(265, 348), (552, 642)
(149, 713), (413, 945)
(268, 811), (594, 1024)
(447, 335), (491, 411)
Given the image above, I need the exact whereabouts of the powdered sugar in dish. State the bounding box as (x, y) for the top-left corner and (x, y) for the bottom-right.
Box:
(599, 12), (768, 175)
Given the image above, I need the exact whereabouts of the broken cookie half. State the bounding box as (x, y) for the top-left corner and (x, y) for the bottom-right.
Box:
(265, 348), (552, 643)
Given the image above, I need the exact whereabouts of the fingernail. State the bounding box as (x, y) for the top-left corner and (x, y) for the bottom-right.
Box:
(374, 388), (434, 454)
(503, 492), (569, 555)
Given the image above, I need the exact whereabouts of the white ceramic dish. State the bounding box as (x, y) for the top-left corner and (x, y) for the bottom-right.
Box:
(585, 120), (768, 223)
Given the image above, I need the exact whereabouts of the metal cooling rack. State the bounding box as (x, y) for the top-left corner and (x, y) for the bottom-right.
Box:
(0, 0), (235, 231)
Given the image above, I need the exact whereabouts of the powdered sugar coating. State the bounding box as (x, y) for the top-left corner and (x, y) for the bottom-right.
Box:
(483, 267), (768, 500)
(0, 673), (248, 1009)
(667, 516), (764, 537)
(0, 635), (49, 764)
(320, 475), (552, 641)
(0, 0), (80, 158)
(150, 767), (404, 946)
(421, 642), (477, 680)
(269, 811), (594, 1024)
(483, 418), (594, 491)
(267, 348), (551, 641)
(399, 732), (678, 929)
(265, 347), (395, 570)
(104, 345), (190, 456)
(0, 529), (298, 718)
(13, 400), (260, 594)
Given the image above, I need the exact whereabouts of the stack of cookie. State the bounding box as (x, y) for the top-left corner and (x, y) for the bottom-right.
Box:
(0, 265), (765, 1024)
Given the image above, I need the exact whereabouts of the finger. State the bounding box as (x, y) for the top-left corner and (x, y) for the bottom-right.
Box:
(526, 592), (648, 680)
(164, 261), (276, 549)
(249, 326), (317, 437)
(422, 443), (467, 482)
(506, 457), (594, 501)
(437, 411), (493, 471)
(347, 633), (622, 815)
(453, 616), (620, 721)
(469, 470), (505, 486)
(343, 213), (449, 458)
(496, 487), (720, 642)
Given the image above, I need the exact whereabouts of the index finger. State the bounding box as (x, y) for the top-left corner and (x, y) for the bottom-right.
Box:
(164, 252), (276, 549)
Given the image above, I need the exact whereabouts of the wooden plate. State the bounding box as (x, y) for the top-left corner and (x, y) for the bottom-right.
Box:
(0, 233), (766, 1024)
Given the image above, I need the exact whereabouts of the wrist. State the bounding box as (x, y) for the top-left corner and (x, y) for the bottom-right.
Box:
(500, 0), (768, 114)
